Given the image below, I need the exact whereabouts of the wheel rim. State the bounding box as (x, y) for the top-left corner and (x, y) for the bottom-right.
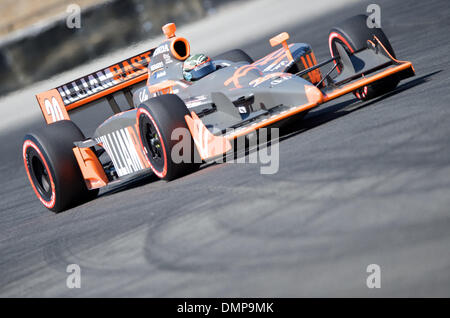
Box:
(139, 114), (165, 172)
(27, 148), (52, 201)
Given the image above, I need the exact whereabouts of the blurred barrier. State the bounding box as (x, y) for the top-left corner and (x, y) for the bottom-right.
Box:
(0, 0), (241, 97)
(0, 0), (107, 37)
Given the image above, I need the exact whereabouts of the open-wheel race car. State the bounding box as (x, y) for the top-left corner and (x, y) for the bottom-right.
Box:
(23, 15), (415, 212)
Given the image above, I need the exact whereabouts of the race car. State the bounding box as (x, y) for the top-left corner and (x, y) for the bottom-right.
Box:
(23, 15), (415, 212)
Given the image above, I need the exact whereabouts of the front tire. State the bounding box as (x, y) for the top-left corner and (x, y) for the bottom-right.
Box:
(137, 94), (200, 181)
(329, 14), (399, 101)
(23, 120), (98, 212)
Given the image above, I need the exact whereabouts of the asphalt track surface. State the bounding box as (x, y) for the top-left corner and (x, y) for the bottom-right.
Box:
(1, 0), (450, 297)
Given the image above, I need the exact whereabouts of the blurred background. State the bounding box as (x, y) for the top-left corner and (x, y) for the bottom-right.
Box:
(0, 0), (105, 36)
(0, 0), (240, 96)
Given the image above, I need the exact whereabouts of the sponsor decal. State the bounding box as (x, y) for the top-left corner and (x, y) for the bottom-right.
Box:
(152, 86), (173, 97)
(185, 95), (208, 108)
(263, 60), (288, 72)
(57, 50), (153, 105)
(96, 127), (145, 177)
(249, 73), (291, 88)
(224, 47), (289, 89)
(270, 75), (291, 86)
(238, 106), (247, 113)
(138, 89), (149, 103)
(155, 70), (167, 79)
(163, 53), (173, 64)
(150, 61), (164, 72)
(44, 97), (65, 122)
(153, 44), (169, 56)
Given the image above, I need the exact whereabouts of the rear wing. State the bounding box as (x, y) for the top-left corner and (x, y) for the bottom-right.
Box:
(36, 48), (154, 124)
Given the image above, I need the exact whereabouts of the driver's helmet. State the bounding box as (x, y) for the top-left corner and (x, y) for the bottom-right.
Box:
(182, 54), (215, 81)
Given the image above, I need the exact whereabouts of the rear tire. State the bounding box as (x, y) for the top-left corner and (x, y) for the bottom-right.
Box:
(136, 94), (200, 181)
(23, 120), (98, 213)
(213, 49), (254, 64)
(329, 14), (399, 101)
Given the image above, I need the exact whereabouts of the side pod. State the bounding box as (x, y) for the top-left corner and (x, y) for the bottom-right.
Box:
(73, 147), (109, 189)
(184, 112), (232, 161)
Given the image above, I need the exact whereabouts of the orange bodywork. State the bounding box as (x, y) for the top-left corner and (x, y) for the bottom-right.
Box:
(306, 53), (322, 84)
(270, 32), (293, 62)
(36, 89), (70, 124)
(163, 23), (177, 39)
(185, 112), (232, 160)
(73, 147), (108, 189)
(148, 80), (177, 95)
(323, 62), (414, 102)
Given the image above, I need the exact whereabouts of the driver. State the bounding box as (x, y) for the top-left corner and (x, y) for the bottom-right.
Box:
(182, 54), (216, 81)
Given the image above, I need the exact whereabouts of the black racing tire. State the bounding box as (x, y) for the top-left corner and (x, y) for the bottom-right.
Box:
(329, 14), (399, 101)
(213, 49), (254, 64)
(23, 120), (98, 213)
(136, 94), (200, 181)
